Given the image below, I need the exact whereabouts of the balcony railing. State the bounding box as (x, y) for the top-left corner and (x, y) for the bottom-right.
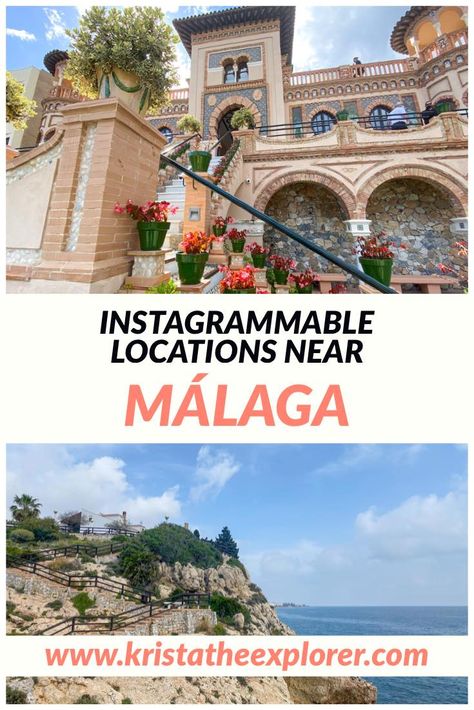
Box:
(289, 57), (414, 87)
(419, 29), (468, 64)
(259, 108), (468, 138)
(169, 88), (189, 100)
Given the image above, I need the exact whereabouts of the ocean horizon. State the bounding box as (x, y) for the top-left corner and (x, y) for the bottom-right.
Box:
(276, 605), (468, 704)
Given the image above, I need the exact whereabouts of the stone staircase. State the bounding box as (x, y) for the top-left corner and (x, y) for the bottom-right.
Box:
(156, 176), (185, 252)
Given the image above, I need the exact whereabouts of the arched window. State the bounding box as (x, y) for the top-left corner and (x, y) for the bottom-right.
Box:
(237, 61), (249, 82)
(370, 105), (390, 130)
(223, 62), (236, 84)
(159, 127), (173, 142)
(311, 111), (335, 135)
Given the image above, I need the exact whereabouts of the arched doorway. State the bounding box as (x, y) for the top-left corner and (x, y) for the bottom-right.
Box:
(261, 181), (350, 271)
(217, 108), (238, 155)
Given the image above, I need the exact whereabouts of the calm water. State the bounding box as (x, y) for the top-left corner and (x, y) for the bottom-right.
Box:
(276, 606), (468, 704)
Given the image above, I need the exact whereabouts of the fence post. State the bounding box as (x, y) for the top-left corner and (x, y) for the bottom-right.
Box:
(110, 616), (114, 632)
(71, 617), (76, 633)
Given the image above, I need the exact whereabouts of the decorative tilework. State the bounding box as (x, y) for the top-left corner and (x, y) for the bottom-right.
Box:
(65, 123), (96, 252)
(6, 140), (63, 185)
(6, 248), (42, 266)
(208, 46), (262, 69)
(203, 86), (268, 137)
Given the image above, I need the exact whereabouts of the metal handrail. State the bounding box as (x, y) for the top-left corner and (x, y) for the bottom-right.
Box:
(259, 108), (468, 134)
(160, 153), (397, 293)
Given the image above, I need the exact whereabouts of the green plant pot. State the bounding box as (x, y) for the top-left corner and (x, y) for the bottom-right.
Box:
(436, 102), (452, 114)
(229, 238), (246, 253)
(337, 111), (349, 121)
(223, 288), (256, 294)
(273, 268), (290, 285)
(189, 151), (212, 172)
(296, 284), (314, 293)
(137, 221), (169, 251)
(359, 257), (393, 287)
(251, 254), (267, 268)
(212, 225), (227, 237)
(176, 251), (209, 285)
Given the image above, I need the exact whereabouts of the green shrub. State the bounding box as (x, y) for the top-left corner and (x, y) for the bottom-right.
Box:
(210, 593), (251, 625)
(213, 622), (227, 635)
(21, 517), (61, 541)
(119, 524), (222, 588)
(10, 528), (35, 543)
(146, 279), (177, 294)
(74, 694), (99, 704)
(122, 700), (132, 704)
(6, 542), (37, 563)
(6, 686), (27, 704)
(71, 592), (96, 616)
(45, 599), (63, 611)
(6, 601), (16, 619)
(177, 114), (201, 134)
(49, 558), (82, 572)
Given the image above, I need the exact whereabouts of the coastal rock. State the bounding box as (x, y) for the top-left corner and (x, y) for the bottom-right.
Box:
(285, 676), (377, 704)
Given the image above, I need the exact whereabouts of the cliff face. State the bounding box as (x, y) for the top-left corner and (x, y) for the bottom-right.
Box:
(156, 558), (292, 635)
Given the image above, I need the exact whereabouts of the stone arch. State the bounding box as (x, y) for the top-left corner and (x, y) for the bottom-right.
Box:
(364, 98), (395, 116)
(358, 164), (467, 215)
(254, 169), (356, 217)
(208, 95), (261, 139)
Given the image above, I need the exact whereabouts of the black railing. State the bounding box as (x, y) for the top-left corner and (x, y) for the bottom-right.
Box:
(259, 108), (468, 137)
(159, 150), (397, 293)
(7, 556), (152, 603)
(39, 592), (211, 636)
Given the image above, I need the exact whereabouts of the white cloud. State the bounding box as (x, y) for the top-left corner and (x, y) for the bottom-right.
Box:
(7, 28), (36, 41)
(356, 489), (467, 560)
(190, 446), (240, 501)
(43, 8), (68, 41)
(243, 483), (467, 605)
(314, 444), (424, 477)
(7, 449), (181, 528)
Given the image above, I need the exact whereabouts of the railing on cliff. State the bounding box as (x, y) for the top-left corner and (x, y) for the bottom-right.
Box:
(38, 593), (211, 636)
(160, 138), (397, 293)
(7, 540), (126, 563)
(7, 557), (152, 603)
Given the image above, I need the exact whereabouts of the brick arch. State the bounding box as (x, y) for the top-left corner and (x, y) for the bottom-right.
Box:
(358, 165), (467, 215)
(364, 98), (395, 115)
(254, 170), (356, 218)
(208, 96), (261, 140)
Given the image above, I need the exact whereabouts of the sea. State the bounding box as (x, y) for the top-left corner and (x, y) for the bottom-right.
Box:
(276, 606), (468, 704)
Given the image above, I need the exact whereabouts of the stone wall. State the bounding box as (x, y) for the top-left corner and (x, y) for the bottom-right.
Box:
(367, 178), (467, 280)
(124, 609), (217, 636)
(262, 182), (351, 273)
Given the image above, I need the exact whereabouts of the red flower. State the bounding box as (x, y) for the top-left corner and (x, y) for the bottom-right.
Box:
(114, 199), (177, 223)
(269, 254), (296, 271)
(289, 269), (319, 287)
(226, 228), (247, 241)
(245, 242), (268, 255)
(219, 265), (256, 291)
(181, 230), (214, 254)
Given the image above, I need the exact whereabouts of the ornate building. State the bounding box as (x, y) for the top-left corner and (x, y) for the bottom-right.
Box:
(38, 49), (86, 145)
(150, 5), (468, 282)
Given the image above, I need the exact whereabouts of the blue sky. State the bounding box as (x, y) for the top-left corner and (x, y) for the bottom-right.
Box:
(6, 6), (406, 85)
(7, 444), (467, 606)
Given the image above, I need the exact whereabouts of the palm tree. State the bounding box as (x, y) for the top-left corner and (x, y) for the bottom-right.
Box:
(10, 494), (42, 523)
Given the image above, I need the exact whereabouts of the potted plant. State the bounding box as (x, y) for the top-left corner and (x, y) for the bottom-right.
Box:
(245, 242), (269, 268)
(64, 7), (178, 115)
(114, 199), (177, 251)
(219, 265), (256, 294)
(436, 100), (454, 114)
(230, 107), (256, 130)
(226, 228), (247, 253)
(212, 215), (234, 237)
(336, 109), (349, 121)
(177, 115), (211, 172)
(355, 231), (406, 287)
(290, 269), (319, 293)
(176, 230), (214, 285)
(269, 254), (296, 285)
